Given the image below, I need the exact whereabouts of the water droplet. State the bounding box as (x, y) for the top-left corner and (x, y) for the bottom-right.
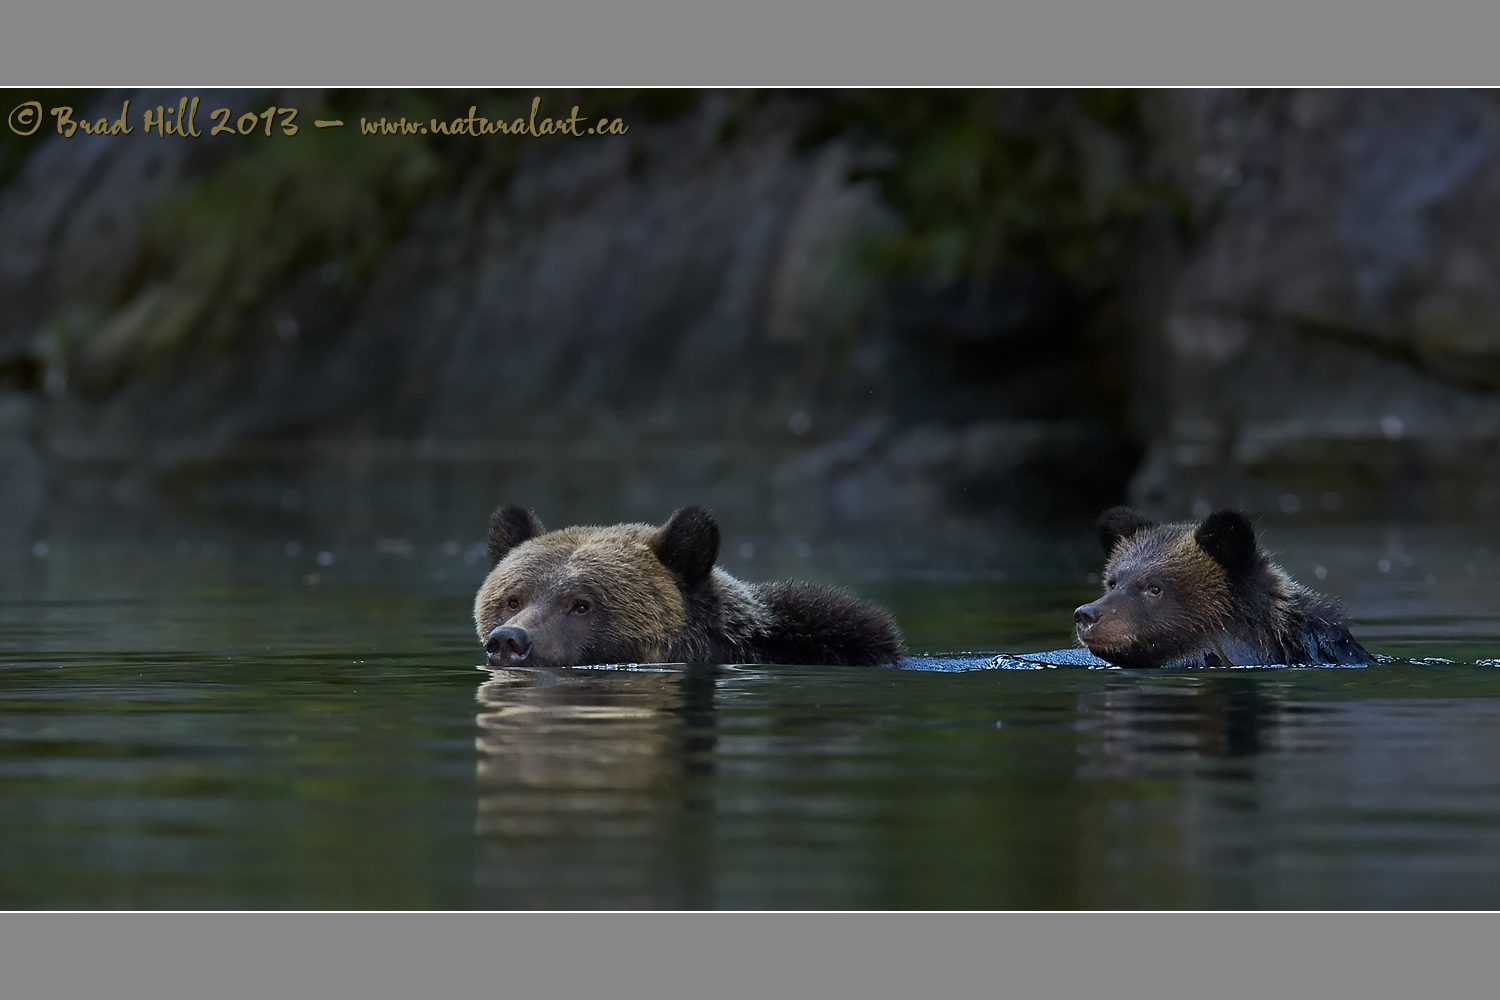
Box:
(316, 551), (334, 566)
(1314, 565), (1327, 580)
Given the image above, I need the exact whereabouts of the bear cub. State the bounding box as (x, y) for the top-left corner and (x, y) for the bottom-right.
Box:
(475, 504), (905, 668)
(1074, 506), (1372, 668)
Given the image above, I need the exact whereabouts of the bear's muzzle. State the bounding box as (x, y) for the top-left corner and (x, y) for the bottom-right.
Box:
(486, 625), (533, 666)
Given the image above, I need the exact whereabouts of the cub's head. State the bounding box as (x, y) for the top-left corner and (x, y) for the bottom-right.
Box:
(1074, 506), (1265, 668)
(474, 504), (721, 668)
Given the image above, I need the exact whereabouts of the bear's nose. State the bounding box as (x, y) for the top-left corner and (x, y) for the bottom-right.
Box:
(1074, 603), (1101, 628)
(486, 625), (533, 665)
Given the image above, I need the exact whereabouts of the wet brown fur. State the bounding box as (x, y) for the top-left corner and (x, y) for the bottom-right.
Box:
(1076, 507), (1370, 668)
(476, 524), (699, 663)
(475, 507), (903, 667)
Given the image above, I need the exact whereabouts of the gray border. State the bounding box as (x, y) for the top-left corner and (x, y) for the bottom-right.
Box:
(7, 1), (1500, 85)
(3, 3), (1499, 995)
(1, 912), (1497, 996)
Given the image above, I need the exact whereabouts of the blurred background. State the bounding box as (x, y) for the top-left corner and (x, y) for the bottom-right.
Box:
(4, 89), (1500, 578)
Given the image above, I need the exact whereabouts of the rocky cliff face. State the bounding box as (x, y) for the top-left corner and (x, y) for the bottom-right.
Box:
(1139, 90), (1500, 523)
(0, 91), (1138, 573)
(6, 89), (1499, 572)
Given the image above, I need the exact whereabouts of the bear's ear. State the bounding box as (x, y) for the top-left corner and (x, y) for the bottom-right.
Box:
(653, 505), (719, 586)
(1097, 506), (1156, 554)
(1194, 509), (1259, 578)
(487, 505), (544, 566)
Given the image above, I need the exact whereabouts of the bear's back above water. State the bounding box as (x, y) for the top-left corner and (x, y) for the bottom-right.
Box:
(474, 504), (904, 668)
(1073, 506), (1372, 668)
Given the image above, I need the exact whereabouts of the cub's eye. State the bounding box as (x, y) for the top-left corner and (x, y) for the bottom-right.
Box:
(571, 600), (591, 615)
(506, 597), (520, 610)
(1106, 578), (1117, 590)
(1146, 584), (1162, 596)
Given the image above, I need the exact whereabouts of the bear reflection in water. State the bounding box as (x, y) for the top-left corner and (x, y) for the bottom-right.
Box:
(472, 665), (725, 903)
(474, 665), (717, 836)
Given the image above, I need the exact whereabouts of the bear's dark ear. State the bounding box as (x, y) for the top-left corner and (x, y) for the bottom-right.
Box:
(1194, 509), (1259, 578)
(1097, 506), (1156, 554)
(487, 505), (544, 565)
(653, 506), (719, 585)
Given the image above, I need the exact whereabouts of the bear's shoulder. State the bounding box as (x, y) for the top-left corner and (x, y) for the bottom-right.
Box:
(750, 581), (904, 667)
(1279, 587), (1371, 665)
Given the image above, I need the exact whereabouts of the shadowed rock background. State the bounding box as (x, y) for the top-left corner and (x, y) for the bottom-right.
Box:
(3, 89), (1500, 574)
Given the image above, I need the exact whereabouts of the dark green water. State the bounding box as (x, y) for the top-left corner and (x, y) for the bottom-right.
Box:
(5, 524), (1500, 908)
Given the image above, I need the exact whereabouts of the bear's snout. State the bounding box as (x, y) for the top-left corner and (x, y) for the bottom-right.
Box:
(486, 625), (533, 666)
(1074, 603), (1101, 629)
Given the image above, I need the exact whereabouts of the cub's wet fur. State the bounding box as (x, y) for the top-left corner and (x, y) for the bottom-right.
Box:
(474, 504), (904, 668)
(1074, 506), (1372, 668)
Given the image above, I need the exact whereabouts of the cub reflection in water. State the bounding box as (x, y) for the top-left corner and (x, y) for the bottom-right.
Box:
(474, 504), (904, 668)
(1084, 676), (1291, 768)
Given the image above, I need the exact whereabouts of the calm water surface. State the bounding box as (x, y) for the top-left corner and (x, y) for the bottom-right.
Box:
(5, 524), (1500, 908)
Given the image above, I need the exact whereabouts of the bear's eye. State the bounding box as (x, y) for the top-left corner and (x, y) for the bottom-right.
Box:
(506, 597), (520, 610)
(571, 600), (591, 615)
(1106, 578), (1117, 590)
(1145, 583), (1162, 596)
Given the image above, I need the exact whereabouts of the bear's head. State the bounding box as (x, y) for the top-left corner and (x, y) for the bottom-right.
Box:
(474, 504), (721, 668)
(1073, 506), (1267, 668)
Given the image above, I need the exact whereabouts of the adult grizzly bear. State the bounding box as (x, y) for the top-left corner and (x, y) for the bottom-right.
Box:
(474, 505), (904, 668)
(1073, 506), (1372, 668)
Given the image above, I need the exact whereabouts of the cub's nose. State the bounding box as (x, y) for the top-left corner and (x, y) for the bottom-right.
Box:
(485, 625), (533, 666)
(1074, 603), (1101, 628)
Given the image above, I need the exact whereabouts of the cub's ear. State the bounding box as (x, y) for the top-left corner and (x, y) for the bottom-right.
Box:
(1194, 509), (1259, 577)
(487, 505), (544, 566)
(1097, 506), (1156, 554)
(653, 505), (719, 585)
